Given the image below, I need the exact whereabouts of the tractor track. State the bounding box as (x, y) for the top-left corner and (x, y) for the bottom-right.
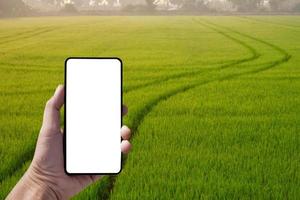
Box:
(104, 18), (291, 200)
(124, 19), (260, 93)
(0, 27), (56, 46)
(125, 16), (292, 138)
(0, 17), (261, 185)
(0, 19), (259, 98)
(0, 16), (260, 192)
(202, 19), (291, 63)
(100, 19), (281, 200)
(0, 18), (292, 198)
(0, 27), (63, 183)
(0, 64), (62, 73)
(0, 16), (260, 188)
(0, 20), (92, 46)
(0, 27), (54, 41)
(238, 16), (300, 31)
(0, 88), (54, 96)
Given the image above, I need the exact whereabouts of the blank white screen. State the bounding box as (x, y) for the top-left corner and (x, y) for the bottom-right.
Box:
(66, 58), (121, 174)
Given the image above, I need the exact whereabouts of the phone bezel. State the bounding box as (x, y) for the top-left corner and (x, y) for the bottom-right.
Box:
(64, 57), (123, 175)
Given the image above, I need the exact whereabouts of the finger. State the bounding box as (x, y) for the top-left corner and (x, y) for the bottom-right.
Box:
(42, 85), (65, 133)
(74, 175), (104, 188)
(122, 105), (128, 116)
(121, 125), (131, 140)
(121, 140), (131, 154)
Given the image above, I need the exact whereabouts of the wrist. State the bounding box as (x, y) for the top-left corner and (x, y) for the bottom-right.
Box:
(6, 168), (60, 200)
(25, 169), (60, 200)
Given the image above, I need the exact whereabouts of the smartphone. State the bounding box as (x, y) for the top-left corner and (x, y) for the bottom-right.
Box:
(64, 57), (122, 174)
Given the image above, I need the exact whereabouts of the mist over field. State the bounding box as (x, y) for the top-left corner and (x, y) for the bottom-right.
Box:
(1, 0), (300, 16)
(0, 0), (300, 199)
(0, 15), (299, 199)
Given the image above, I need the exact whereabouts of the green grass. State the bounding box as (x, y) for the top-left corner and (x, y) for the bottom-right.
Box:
(0, 16), (299, 199)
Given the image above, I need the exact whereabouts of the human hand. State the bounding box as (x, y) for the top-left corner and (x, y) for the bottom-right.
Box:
(6, 85), (131, 200)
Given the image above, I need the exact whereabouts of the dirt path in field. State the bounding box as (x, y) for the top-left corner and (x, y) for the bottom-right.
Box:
(0, 19), (141, 185)
(238, 16), (300, 31)
(124, 21), (260, 93)
(204, 19), (291, 72)
(0, 27), (57, 46)
(102, 18), (291, 200)
(0, 20), (101, 47)
(0, 18), (292, 199)
(0, 18), (262, 186)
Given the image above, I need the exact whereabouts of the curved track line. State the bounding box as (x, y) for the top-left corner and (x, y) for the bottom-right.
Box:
(0, 27), (53, 41)
(0, 20), (140, 183)
(100, 19), (268, 200)
(0, 28), (46, 40)
(0, 27), (62, 182)
(203, 19), (291, 63)
(129, 17), (284, 139)
(0, 27), (55, 46)
(0, 64), (62, 73)
(0, 89), (54, 96)
(0, 20), (260, 98)
(124, 20), (260, 93)
(105, 18), (291, 200)
(117, 22), (291, 196)
(0, 18), (259, 184)
(239, 16), (300, 30)
(2, 18), (289, 195)
(125, 65), (219, 93)
(0, 59), (235, 74)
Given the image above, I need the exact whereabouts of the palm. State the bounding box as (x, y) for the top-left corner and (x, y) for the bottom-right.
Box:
(27, 85), (130, 199)
(7, 86), (131, 199)
(30, 127), (98, 199)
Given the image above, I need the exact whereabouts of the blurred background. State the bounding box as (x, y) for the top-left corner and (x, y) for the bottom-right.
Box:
(0, 0), (299, 199)
(1, 0), (300, 17)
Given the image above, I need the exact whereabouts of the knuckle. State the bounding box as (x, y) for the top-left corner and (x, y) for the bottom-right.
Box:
(45, 99), (54, 109)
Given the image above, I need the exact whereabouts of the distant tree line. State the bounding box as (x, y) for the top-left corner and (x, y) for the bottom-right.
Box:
(144, 0), (300, 12)
(1, 0), (300, 16)
(0, 0), (29, 16)
(226, 0), (300, 12)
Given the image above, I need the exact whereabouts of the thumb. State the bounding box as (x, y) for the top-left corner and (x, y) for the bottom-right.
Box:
(42, 85), (65, 134)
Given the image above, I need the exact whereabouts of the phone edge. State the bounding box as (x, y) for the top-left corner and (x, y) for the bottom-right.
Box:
(64, 57), (123, 175)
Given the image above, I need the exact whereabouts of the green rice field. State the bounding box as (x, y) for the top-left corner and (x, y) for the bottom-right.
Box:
(0, 16), (299, 199)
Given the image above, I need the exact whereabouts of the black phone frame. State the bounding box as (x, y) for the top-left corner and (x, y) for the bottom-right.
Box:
(64, 57), (123, 175)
